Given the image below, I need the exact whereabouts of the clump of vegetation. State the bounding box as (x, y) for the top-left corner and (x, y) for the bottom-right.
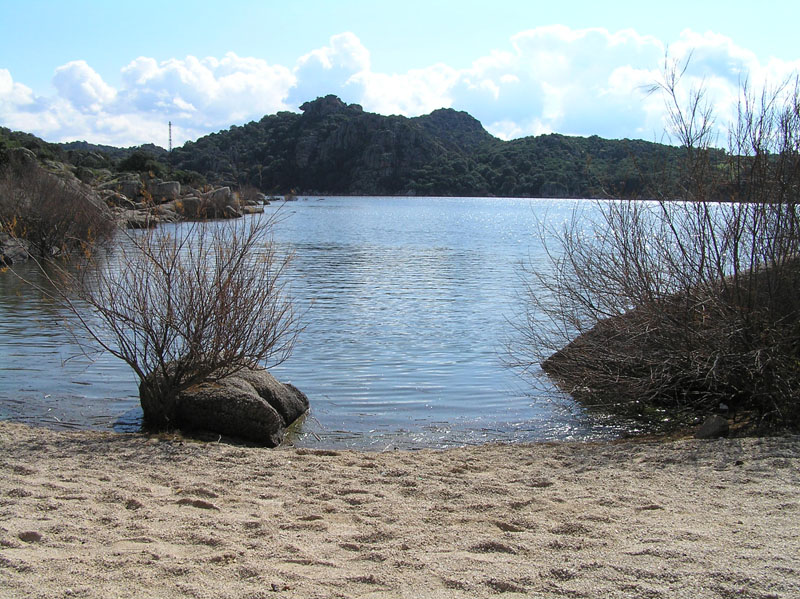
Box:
(117, 150), (169, 178)
(41, 214), (300, 428)
(512, 62), (800, 432)
(237, 184), (265, 205)
(2, 129), (300, 433)
(0, 150), (116, 257)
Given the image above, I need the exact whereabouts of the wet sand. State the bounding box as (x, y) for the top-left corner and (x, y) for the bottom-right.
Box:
(1, 421), (798, 598)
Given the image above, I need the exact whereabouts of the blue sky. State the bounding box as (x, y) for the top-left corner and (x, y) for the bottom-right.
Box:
(1, 0), (798, 147)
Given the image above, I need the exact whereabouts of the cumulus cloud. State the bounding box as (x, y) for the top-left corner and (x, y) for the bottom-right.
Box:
(0, 69), (48, 134)
(119, 53), (295, 124)
(0, 27), (797, 147)
(3, 53), (296, 146)
(52, 60), (117, 113)
(0, 69), (36, 110)
(352, 64), (460, 116)
(288, 32), (370, 106)
(448, 26), (668, 139)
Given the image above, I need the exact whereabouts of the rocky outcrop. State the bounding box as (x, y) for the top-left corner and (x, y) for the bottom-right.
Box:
(299, 94), (362, 120)
(3, 147), (38, 168)
(140, 366), (309, 446)
(149, 180), (181, 201)
(99, 175), (244, 227)
(100, 177), (143, 200)
(118, 209), (157, 229)
(0, 233), (30, 266)
(0, 150), (114, 262)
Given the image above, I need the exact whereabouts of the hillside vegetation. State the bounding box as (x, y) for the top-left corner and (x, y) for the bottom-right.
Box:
(2, 95), (703, 198)
(169, 95), (693, 197)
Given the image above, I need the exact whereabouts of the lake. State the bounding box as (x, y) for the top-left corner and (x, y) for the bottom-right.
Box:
(0, 196), (624, 448)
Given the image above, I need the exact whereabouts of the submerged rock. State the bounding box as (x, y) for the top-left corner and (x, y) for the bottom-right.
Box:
(140, 366), (308, 447)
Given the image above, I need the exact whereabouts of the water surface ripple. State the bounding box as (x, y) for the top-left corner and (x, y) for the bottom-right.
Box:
(0, 196), (621, 448)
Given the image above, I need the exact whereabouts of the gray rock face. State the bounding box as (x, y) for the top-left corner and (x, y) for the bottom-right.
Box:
(0, 233), (31, 265)
(204, 186), (233, 205)
(241, 205), (264, 215)
(118, 209), (156, 229)
(140, 366), (308, 446)
(172, 196), (202, 218)
(102, 191), (137, 209)
(153, 181), (181, 201)
(118, 178), (144, 200)
(4, 147), (38, 168)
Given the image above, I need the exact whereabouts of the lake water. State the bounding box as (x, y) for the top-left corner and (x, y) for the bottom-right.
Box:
(0, 196), (624, 448)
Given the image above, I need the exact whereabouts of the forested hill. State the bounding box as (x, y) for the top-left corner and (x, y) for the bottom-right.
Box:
(168, 95), (684, 198)
(2, 95), (694, 198)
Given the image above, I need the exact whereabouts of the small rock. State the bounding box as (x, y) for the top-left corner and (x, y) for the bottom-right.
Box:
(241, 205), (264, 215)
(125, 498), (144, 510)
(695, 414), (730, 439)
(119, 209), (156, 229)
(18, 531), (43, 543)
(176, 498), (219, 510)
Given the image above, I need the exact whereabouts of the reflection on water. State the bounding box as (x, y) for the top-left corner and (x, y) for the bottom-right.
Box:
(0, 196), (622, 448)
(0, 259), (141, 430)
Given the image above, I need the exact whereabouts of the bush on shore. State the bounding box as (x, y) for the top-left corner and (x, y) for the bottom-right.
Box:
(512, 62), (800, 432)
(0, 149), (116, 258)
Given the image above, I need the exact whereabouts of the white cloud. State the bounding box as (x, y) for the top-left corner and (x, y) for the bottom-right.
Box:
(0, 53), (296, 146)
(0, 27), (797, 148)
(352, 64), (460, 116)
(0, 69), (36, 111)
(118, 52), (296, 128)
(288, 32), (459, 115)
(671, 29), (758, 82)
(288, 32), (370, 106)
(449, 26), (667, 140)
(52, 60), (117, 113)
(296, 32), (370, 73)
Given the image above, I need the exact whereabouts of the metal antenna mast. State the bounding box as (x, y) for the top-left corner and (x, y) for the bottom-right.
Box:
(168, 121), (173, 153)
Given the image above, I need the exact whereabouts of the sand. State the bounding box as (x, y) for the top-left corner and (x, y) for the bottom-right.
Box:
(0, 421), (798, 598)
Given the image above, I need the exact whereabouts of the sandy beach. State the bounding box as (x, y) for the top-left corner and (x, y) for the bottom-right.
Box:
(1, 421), (798, 598)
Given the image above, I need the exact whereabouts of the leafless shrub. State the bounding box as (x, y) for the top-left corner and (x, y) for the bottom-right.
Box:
(237, 185), (265, 205)
(512, 61), (800, 430)
(0, 156), (115, 257)
(201, 187), (240, 218)
(35, 214), (299, 428)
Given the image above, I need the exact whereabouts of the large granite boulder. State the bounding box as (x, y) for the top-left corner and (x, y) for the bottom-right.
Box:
(204, 186), (234, 205)
(140, 366), (308, 446)
(202, 186), (243, 218)
(0, 233), (31, 266)
(100, 177), (143, 200)
(152, 180), (181, 202)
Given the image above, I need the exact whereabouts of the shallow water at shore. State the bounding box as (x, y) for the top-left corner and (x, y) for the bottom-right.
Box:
(0, 196), (622, 448)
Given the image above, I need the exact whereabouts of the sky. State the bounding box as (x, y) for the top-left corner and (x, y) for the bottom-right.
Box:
(1, 0), (799, 148)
